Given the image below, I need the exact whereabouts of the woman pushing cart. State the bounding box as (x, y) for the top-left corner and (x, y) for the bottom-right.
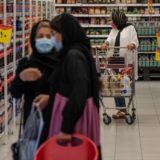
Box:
(97, 9), (139, 124)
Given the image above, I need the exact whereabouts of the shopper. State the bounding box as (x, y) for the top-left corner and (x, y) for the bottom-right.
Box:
(36, 13), (102, 159)
(10, 20), (58, 125)
(101, 9), (139, 119)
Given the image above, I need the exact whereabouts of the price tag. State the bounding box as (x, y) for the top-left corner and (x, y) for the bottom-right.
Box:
(155, 51), (160, 61)
(0, 25), (12, 44)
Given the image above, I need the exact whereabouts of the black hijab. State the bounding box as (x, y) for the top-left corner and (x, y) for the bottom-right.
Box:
(29, 20), (58, 69)
(111, 9), (132, 54)
(51, 13), (99, 108)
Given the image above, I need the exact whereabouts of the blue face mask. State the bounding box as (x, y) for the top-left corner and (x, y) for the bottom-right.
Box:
(35, 37), (54, 54)
(51, 36), (63, 50)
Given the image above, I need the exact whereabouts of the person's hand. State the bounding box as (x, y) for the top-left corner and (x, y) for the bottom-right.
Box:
(20, 68), (42, 81)
(33, 94), (49, 110)
(127, 43), (136, 50)
(101, 42), (109, 50)
(58, 132), (72, 142)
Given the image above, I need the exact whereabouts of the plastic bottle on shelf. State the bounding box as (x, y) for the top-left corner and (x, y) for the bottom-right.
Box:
(146, 54), (150, 67)
(144, 39), (147, 52)
(151, 40), (155, 51)
(153, 55), (157, 67)
(149, 55), (152, 67)
(138, 56), (142, 67)
(142, 55), (145, 67)
(140, 40), (143, 52)
(16, 17), (22, 31)
(149, 39), (152, 51)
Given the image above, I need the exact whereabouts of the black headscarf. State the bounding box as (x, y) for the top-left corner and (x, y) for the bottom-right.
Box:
(51, 13), (99, 108)
(112, 9), (131, 54)
(29, 20), (58, 69)
(112, 9), (128, 31)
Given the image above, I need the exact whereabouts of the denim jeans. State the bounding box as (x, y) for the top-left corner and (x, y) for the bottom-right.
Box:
(114, 97), (126, 107)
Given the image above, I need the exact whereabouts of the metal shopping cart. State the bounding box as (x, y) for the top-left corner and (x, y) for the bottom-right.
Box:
(95, 47), (136, 125)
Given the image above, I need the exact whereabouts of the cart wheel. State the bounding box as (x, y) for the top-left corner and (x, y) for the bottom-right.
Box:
(132, 112), (136, 120)
(125, 114), (134, 125)
(103, 113), (111, 125)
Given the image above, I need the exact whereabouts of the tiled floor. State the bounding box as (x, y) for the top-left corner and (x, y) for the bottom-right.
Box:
(1, 82), (160, 160)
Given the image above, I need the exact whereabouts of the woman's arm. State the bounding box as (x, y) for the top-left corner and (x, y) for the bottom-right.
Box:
(101, 29), (115, 49)
(10, 58), (41, 98)
(128, 26), (139, 49)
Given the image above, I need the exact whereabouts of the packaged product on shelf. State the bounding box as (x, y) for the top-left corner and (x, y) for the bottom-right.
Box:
(66, 7), (72, 14)
(56, 0), (63, 3)
(90, 18), (96, 24)
(132, 0), (137, 3)
(145, 56), (150, 67)
(89, 8), (95, 14)
(138, 56), (141, 67)
(81, 0), (87, 3)
(95, 8), (101, 14)
(110, 0), (116, 3)
(99, 18), (104, 25)
(101, 7), (107, 15)
(126, 0), (132, 4)
(66, 0), (75, 3)
(121, 0), (126, 3)
(76, 0), (81, 3)
(16, 17), (22, 31)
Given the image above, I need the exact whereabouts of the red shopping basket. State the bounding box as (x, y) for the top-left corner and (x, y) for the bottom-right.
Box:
(34, 134), (98, 160)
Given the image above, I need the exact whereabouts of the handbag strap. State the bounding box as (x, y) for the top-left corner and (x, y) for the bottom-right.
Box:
(18, 107), (23, 141)
(18, 96), (24, 141)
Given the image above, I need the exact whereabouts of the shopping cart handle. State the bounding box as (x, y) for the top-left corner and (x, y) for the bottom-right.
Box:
(108, 46), (128, 49)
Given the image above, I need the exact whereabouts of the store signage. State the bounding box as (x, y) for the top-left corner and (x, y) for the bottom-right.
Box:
(0, 25), (12, 44)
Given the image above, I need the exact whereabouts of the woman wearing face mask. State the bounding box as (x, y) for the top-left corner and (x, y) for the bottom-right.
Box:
(36, 13), (102, 159)
(10, 20), (58, 126)
(101, 10), (139, 119)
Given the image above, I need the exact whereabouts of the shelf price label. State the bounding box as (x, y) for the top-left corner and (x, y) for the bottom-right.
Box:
(0, 25), (12, 44)
(155, 51), (160, 61)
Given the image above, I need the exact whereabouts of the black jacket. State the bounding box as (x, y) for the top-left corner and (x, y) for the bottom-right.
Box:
(10, 20), (58, 125)
(10, 56), (57, 125)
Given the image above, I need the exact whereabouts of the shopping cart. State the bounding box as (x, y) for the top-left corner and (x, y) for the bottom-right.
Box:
(95, 47), (136, 125)
(34, 134), (98, 160)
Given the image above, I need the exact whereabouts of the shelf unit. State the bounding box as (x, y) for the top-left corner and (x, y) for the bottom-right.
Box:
(0, 0), (54, 140)
(54, 0), (160, 80)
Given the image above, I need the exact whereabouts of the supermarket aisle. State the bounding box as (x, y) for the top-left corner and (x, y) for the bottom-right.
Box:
(0, 82), (160, 160)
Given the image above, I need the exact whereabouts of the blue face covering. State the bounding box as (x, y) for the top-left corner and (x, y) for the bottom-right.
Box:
(51, 36), (63, 50)
(35, 38), (54, 54)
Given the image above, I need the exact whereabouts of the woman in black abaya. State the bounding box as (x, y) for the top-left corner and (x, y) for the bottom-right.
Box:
(10, 20), (58, 125)
(37, 13), (102, 159)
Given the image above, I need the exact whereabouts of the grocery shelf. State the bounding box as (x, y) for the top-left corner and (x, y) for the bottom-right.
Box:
(72, 14), (109, 17)
(139, 36), (156, 38)
(82, 24), (111, 28)
(87, 35), (108, 38)
(55, 3), (160, 7)
(72, 14), (160, 18)
(138, 52), (156, 54)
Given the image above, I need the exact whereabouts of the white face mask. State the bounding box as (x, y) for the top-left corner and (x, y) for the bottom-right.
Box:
(51, 36), (63, 50)
(35, 37), (55, 54)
